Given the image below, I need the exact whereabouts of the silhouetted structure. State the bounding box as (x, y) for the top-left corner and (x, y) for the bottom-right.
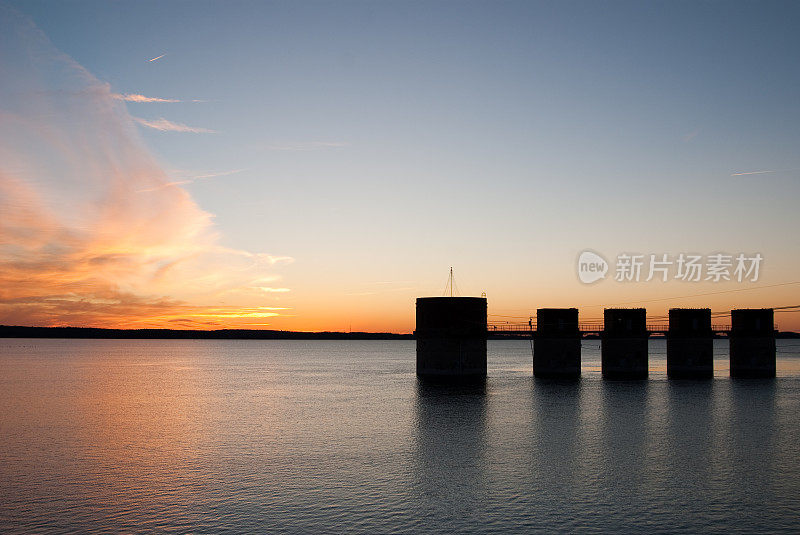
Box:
(415, 297), (487, 381)
(533, 308), (581, 378)
(667, 308), (713, 379)
(729, 308), (776, 378)
(601, 308), (649, 379)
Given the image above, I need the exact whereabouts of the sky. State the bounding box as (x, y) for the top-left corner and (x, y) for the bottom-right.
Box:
(1, 0), (799, 332)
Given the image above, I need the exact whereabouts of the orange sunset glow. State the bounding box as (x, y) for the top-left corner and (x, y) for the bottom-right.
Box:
(2, 2), (799, 333)
(0, 12), (292, 330)
(3, 3), (800, 534)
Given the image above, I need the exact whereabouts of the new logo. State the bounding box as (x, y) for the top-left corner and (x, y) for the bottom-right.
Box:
(577, 250), (609, 284)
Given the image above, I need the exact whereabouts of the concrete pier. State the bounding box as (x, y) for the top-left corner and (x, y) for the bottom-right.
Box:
(415, 297), (487, 381)
(533, 308), (581, 378)
(667, 308), (713, 379)
(730, 308), (776, 378)
(601, 308), (649, 379)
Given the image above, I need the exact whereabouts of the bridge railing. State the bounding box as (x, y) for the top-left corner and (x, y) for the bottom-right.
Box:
(487, 322), (731, 333)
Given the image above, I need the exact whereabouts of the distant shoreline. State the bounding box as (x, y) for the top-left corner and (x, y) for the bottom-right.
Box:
(0, 325), (413, 340)
(2, 325), (799, 340)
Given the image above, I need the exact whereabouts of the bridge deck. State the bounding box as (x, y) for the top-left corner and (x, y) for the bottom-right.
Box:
(488, 322), (731, 336)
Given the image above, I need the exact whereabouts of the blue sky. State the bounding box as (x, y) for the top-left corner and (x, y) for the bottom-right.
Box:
(3, 1), (800, 330)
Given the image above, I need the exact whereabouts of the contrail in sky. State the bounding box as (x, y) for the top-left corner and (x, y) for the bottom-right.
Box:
(148, 53), (166, 62)
(731, 168), (799, 176)
(134, 117), (216, 133)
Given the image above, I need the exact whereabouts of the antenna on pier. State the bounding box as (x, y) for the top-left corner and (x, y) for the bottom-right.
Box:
(443, 266), (460, 297)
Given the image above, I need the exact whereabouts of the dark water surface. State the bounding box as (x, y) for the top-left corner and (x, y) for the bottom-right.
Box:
(1, 339), (799, 533)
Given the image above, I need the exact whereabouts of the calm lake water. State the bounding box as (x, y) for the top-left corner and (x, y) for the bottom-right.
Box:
(1, 339), (799, 534)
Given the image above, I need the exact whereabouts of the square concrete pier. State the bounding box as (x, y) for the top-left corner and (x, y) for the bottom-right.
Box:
(415, 297), (487, 381)
(729, 308), (776, 378)
(533, 308), (581, 378)
(667, 308), (713, 379)
(601, 308), (649, 379)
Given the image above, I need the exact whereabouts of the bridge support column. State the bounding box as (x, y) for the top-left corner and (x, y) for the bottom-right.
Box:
(533, 308), (581, 378)
(667, 308), (713, 379)
(601, 308), (649, 379)
(415, 297), (487, 382)
(730, 308), (776, 378)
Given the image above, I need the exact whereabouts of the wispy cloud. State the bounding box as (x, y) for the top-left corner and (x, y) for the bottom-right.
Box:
(113, 93), (180, 103)
(134, 117), (216, 133)
(265, 141), (350, 151)
(191, 169), (245, 180)
(148, 53), (166, 62)
(682, 129), (700, 143)
(731, 168), (799, 176)
(137, 169), (246, 192)
(0, 9), (290, 329)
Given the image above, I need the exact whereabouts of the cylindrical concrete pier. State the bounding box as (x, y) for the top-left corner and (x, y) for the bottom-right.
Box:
(667, 308), (713, 379)
(533, 308), (581, 378)
(730, 308), (776, 378)
(415, 297), (487, 381)
(601, 308), (649, 379)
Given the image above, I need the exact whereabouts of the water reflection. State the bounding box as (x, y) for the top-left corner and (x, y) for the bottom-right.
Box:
(726, 379), (779, 509)
(665, 380), (718, 474)
(529, 379), (583, 490)
(660, 380), (719, 527)
(412, 381), (488, 530)
(2, 340), (799, 534)
(0, 340), (214, 532)
(599, 381), (651, 503)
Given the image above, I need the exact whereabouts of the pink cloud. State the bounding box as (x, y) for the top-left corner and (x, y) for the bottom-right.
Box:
(133, 116), (216, 133)
(113, 93), (181, 103)
(0, 7), (290, 328)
